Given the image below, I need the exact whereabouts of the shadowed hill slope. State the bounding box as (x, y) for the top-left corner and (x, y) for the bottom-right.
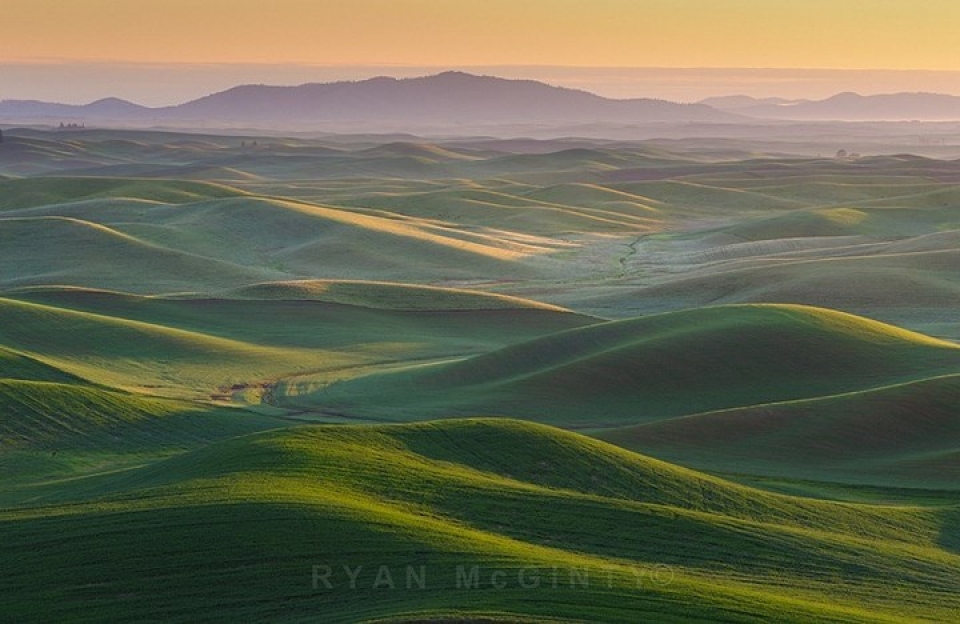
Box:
(0, 346), (84, 384)
(600, 373), (960, 488)
(305, 305), (960, 425)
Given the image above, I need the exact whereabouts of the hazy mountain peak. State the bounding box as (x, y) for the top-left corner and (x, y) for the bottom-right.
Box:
(824, 91), (863, 101)
(86, 97), (147, 111)
(430, 70), (480, 80)
(738, 90), (960, 120)
(89, 97), (135, 105)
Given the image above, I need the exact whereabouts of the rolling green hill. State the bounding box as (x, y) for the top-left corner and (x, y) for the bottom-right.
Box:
(304, 304), (960, 426)
(599, 373), (960, 488)
(222, 279), (573, 311)
(3, 419), (958, 622)
(0, 176), (244, 210)
(0, 380), (279, 452)
(0, 345), (84, 384)
(590, 255), (960, 311)
(336, 185), (663, 235)
(574, 224), (960, 339)
(0, 288), (592, 398)
(0, 183), (569, 292)
(0, 214), (280, 292)
(0, 295), (339, 396)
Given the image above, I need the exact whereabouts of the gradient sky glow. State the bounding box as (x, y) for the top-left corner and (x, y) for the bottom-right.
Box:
(4, 1), (960, 105)
(7, 0), (960, 69)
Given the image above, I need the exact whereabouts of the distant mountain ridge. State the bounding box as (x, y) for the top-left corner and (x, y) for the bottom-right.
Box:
(0, 97), (149, 118)
(4, 74), (960, 128)
(702, 91), (960, 120)
(169, 72), (734, 123)
(698, 95), (808, 111)
(0, 72), (735, 128)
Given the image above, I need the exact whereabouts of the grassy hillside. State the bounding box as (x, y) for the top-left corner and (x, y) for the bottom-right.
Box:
(568, 224), (960, 339)
(336, 185), (663, 235)
(0, 183), (569, 291)
(0, 289), (592, 398)
(3, 419), (958, 622)
(589, 254), (960, 310)
(0, 176), (245, 210)
(222, 279), (572, 311)
(0, 380), (279, 453)
(0, 345), (84, 384)
(0, 214), (281, 292)
(600, 373), (960, 488)
(304, 304), (960, 426)
(0, 295), (343, 396)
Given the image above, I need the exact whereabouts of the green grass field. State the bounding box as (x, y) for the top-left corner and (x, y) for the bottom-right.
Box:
(4, 419), (960, 622)
(2, 128), (960, 621)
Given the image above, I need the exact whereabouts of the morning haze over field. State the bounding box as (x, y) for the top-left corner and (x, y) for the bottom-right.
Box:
(4, 2), (960, 623)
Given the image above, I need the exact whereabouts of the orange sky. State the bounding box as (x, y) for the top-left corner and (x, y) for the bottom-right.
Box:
(5, 0), (960, 70)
